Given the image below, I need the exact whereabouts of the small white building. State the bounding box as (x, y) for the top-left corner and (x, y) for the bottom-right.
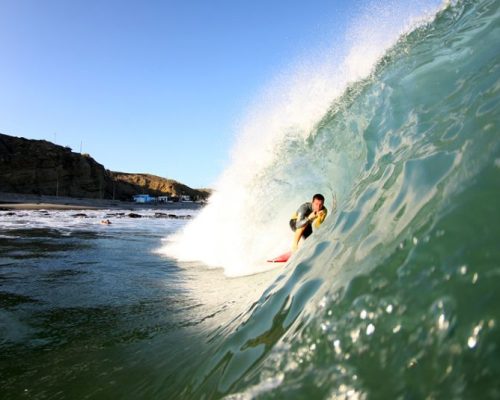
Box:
(133, 194), (154, 203)
(180, 195), (192, 202)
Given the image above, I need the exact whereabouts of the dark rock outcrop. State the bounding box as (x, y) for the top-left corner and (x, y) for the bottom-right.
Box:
(128, 213), (142, 218)
(72, 213), (88, 218)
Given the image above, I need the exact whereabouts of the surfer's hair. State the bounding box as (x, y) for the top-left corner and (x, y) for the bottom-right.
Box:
(312, 193), (325, 202)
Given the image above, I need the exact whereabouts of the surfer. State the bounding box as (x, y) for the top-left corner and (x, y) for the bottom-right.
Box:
(289, 193), (327, 251)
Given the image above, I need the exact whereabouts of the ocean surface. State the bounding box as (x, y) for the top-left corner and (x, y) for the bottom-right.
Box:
(2, 0), (500, 398)
(0, 208), (280, 399)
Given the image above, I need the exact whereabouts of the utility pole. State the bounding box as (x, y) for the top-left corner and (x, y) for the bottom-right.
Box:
(80, 140), (83, 153)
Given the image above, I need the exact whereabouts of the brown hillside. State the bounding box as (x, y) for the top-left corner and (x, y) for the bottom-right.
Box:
(110, 172), (211, 200)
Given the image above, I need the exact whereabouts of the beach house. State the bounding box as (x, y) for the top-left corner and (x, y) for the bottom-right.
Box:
(132, 194), (154, 203)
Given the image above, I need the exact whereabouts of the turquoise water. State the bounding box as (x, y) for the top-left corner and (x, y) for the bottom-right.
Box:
(2, 0), (500, 398)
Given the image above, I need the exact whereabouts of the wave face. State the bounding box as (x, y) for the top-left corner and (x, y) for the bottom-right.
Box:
(168, 0), (500, 397)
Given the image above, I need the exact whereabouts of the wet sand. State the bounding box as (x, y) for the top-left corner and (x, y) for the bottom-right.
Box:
(0, 203), (102, 210)
(0, 192), (204, 211)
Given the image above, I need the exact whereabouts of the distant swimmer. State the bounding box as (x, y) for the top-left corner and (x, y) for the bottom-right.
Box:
(100, 219), (111, 225)
(289, 193), (327, 251)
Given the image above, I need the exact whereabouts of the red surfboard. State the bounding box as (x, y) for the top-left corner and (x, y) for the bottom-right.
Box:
(267, 251), (292, 263)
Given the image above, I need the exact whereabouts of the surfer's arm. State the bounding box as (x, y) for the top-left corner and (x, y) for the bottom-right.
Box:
(295, 213), (310, 229)
(297, 211), (320, 228)
(313, 207), (327, 229)
(295, 203), (315, 228)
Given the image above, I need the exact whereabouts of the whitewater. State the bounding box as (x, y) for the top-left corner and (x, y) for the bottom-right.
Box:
(162, 0), (500, 397)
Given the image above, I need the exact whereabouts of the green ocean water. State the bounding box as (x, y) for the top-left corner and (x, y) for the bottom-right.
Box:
(1, 0), (500, 398)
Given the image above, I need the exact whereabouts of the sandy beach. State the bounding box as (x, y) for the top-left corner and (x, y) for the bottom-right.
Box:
(0, 192), (203, 211)
(0, 203), (102, 210)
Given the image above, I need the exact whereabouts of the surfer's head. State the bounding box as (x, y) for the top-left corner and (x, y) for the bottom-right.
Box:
(312, 193), (325, 212)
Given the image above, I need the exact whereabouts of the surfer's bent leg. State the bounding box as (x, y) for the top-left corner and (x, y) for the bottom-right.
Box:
(302, 224), (313, 239)
(292, 225), (307, 251)
(290, 220), (313, 251)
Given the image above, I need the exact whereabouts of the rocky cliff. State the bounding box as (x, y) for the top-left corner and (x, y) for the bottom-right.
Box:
(0, 133), (210, 201)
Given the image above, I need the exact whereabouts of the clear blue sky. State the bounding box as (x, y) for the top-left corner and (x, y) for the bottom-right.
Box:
(0, 0), (437, 188)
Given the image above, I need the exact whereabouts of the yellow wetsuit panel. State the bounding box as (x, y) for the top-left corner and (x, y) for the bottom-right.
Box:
(313, 208), (327, 229)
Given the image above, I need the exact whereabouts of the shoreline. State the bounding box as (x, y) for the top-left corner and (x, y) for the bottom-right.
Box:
(0, 192), (204, 211)
(0, 203), (102, 210)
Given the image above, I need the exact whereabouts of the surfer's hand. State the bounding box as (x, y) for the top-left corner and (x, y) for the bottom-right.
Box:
(308, 211), (317, 221)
